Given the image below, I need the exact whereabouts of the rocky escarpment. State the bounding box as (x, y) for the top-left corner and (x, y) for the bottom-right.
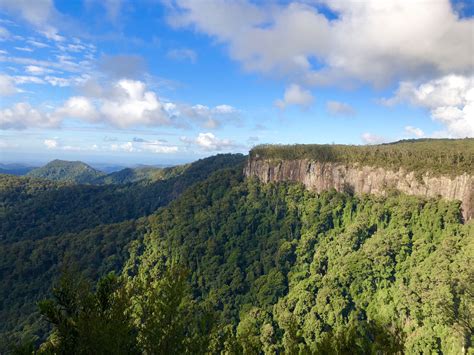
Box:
(245, 158), (474, 221)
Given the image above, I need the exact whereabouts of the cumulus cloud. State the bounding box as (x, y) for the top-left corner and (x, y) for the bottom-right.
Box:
(56, 96), (99, 122)
(387, 75), (473, 137)
(0, 79), (239, 130)
(181, 132), (237, 151)
(275, 84), (314, 109)
(0, 102), (60, 129)
(43, 138), (58, 149)
(168, 0), (473, 87)
(361, 132), (389, 145)
(110, 140), (178, 154)
(326, 100), (355, 116)
(98, 79), (174, 128)
(167, 48), (197, 63)
(404, 126), (425, 138)
(177, 103), (239, 128)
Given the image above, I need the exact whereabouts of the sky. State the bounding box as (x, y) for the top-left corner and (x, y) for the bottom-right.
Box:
(0, 0), (473, 166)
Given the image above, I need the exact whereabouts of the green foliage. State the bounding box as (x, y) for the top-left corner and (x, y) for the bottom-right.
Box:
(126, 169), (473, 353)
(26, 160), (105, 184)
(250, 138), (474, 176)
(0, 154), (246, 242)
(0, 154), (246, 350)
(31, 267), (214, 354)
(93, 164), (189, 185)
(2, 151), (473, 353)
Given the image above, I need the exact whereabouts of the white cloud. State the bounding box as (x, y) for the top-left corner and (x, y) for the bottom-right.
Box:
(0, 102), (60, 129)
(0, 0), (63, 41)
(0, 78), (241, 130)
(43, 138), (99, 152)
(110, 142), (138, 153)
(25, 65), (54, 75)
(387, 75), (474, 137)
(195, 132), (235, 150)
(110, 140), (179, 154)
(43, 138), (58, 149)
(13, 75), (45, 84)
(0, 74), (18, 95)
(26, 39), (49, 48)
(275, 84), (314, 109)
(169, 0), (473, 87)
(14, 46), (33, 52)
(56, 96), (98, 121)
(404, 126), (425, 138)
(99, 79), (173, 128)
(326, 100), (355, 116)
(181, 132), (237, 151)
(167, 48), (197, 63)
(142, 140), (179, 153)
(175, 102), (240, 128)
(361, 132), (389, 145)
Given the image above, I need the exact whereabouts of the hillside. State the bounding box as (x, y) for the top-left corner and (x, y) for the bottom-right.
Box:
(20, 167), (473, 354)
(0, 154), (246, 349)
(121, 168), (472, 354)
(26, 160), (105, 184)
(93, 164), (189, 185)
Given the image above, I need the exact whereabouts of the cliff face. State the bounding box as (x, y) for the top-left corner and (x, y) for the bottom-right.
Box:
(244, 158), (474, 221)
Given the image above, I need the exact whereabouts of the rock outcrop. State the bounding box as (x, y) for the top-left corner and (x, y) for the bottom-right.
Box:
(244, 158), (474, 221)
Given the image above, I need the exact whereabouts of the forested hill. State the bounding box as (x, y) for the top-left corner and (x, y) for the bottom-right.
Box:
(0, 154), (245, 351)
(93, 164), (189, 185)
(24, 159), (190, 185)
(250, 138), (474, 176)
(26, 159), (105, 183)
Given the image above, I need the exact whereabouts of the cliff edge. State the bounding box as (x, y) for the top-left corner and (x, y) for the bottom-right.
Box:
(245, 140), (474, 221)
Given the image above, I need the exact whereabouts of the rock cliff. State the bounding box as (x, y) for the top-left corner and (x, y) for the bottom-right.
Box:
(244, 158), (474, 221)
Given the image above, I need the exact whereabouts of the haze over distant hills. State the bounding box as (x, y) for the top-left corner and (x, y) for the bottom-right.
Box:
(0, 163), (37, 176)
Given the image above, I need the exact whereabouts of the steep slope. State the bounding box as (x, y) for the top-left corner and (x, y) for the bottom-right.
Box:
(246, 139), (474, 220)
(26, 160), (105, 184)
(124, 168), (472, 353)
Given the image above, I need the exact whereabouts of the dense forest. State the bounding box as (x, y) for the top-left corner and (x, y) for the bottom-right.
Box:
(0, 154), (245, 350)
(26, 160), (106, 184)
(1, 145), (473, 354)
(251, 139), (474, 176)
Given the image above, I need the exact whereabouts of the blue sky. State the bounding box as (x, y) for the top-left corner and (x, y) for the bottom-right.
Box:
(0, 0), (473, 165)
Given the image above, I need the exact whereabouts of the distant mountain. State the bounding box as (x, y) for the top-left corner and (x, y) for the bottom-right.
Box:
(26, 159), (105, 183)
(0, 163), (36, 176)
(94, 164), (189, 185)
